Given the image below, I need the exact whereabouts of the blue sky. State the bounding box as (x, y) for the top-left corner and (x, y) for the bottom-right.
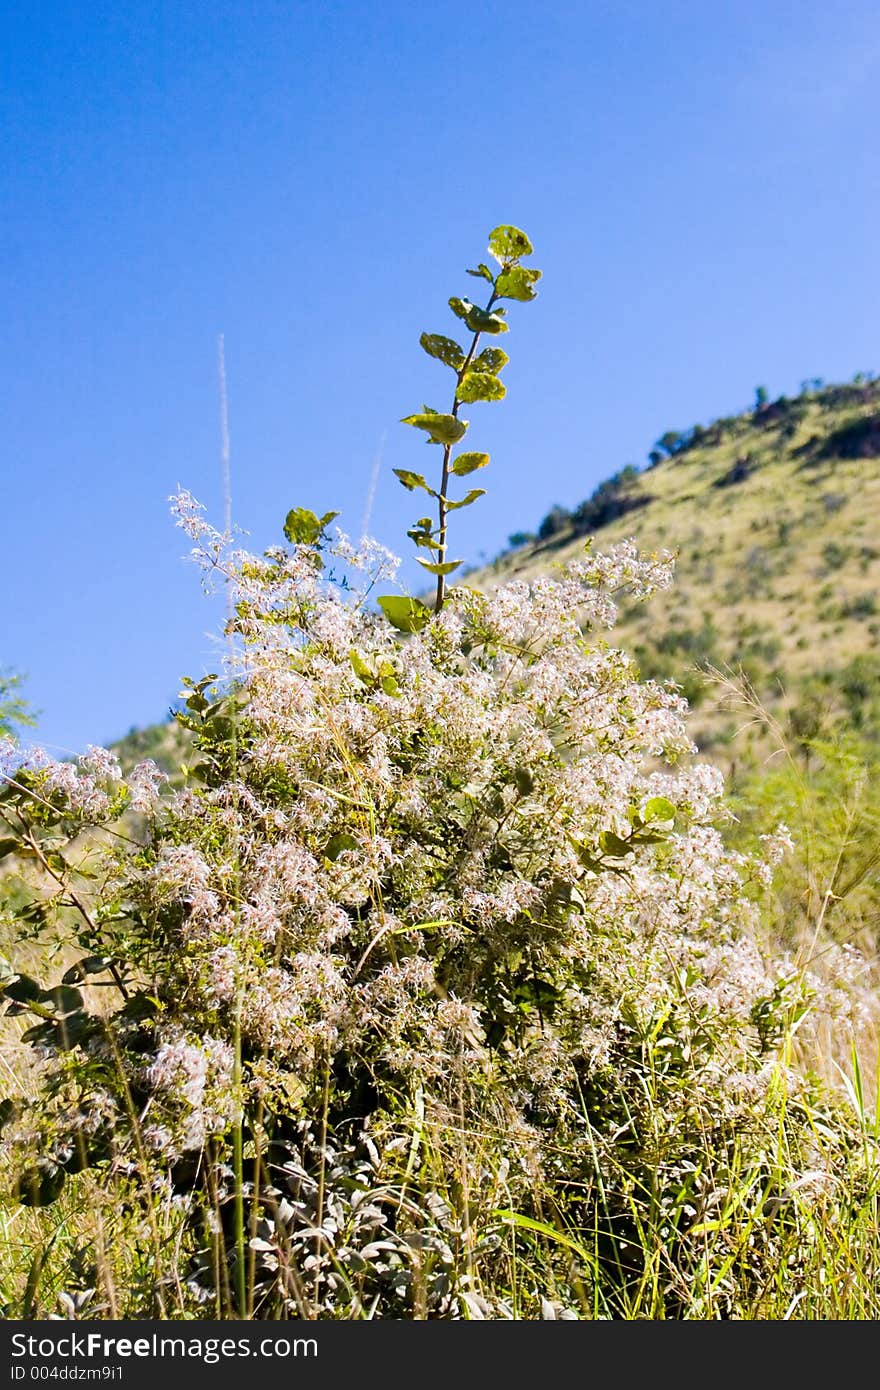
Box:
(3, 0), (878, 755)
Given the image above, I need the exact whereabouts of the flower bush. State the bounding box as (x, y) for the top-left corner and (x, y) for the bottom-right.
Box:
(1, 227), (875, 1319)
(3, 499), (869, 1318)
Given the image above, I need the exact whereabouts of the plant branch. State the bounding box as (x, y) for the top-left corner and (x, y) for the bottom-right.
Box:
(435, 288), (499, 612)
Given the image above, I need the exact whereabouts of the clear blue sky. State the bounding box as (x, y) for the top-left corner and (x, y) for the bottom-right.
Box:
(3, 0), (878, 755)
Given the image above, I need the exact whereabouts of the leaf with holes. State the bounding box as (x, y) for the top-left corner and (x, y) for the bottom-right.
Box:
(456, 372), (506, 404)
(488, 224), (534, 263)
(471, 347), (509, 375)
(448, 298), (509, 335)
(419, 333), (465, 369)
(495, 265), (542, 301)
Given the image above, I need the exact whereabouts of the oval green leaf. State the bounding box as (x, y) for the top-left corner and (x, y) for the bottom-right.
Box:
(416, 558), (463, 576)
(488, 225), (534, 264)
(401, 412), (469, 446)
(456, 372), (506, 404)
(643, 796), (677, 826)
(451, 452), (490, 476)
(599, 830), (634, 858)
(448, 299), (509, 336)
(446, 489), (486, 511)
(495, 265), (542, 302)
(283, 507), (339, 545)
(393, 469), (435, 494)
(471, 347), (509, 374)
(419, 333), (465, 369)
(377, 595), (432, 633)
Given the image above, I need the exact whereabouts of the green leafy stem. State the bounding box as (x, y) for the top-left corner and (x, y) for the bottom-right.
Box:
(390, 224), (541, 622)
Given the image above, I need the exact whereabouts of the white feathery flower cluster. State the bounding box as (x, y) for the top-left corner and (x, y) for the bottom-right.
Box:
(13, 489), (868, 1247)
(147, 1032), (238, 1153)
(127, 759), (167, 811)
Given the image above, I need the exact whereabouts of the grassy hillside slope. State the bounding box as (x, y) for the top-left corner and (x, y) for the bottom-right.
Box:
(482, 379), (880, 767)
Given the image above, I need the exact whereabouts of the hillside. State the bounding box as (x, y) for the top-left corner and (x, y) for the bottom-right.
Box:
(479, 378), (880, 770)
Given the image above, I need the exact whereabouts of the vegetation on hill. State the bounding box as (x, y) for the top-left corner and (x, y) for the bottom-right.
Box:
(492, 377), (880, 762)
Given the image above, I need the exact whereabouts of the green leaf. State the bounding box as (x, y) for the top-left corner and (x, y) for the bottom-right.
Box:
(324, 833), (358, 861)
(456, 372), (506, 404)
(401, 412), (469, 446)
(643, 796), (677, 826)
(406, 517), (441, 551)
(377, 595), (432, 633)
(448, 298), (509, 335)
(471, 347), (509, 375)
(0, 838), (19, 861)
(494, 1211), (598, 1272)
(466, 263), (494, 282)
(488, 225), (534, 264)
(349, 650), (373, 684)
(599, 830), (634, 858)
(392, 469), (435, 494)
(0, 1098), (18, 1133)
(408, 530), (441, 551)
(378, 663), (401, 697)
(419, 333), (465, 369)
(451, 452), (490, 477)
(495, 265), (542, 302)
(415, 558), (463, 576)
(283, 507), (339, 545)
(445, 489), (486, 511)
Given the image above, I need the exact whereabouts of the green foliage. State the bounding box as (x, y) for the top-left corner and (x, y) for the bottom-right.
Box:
(391, 225), (540, 615)
(376, 594), (432, 632)
(392, 469), (435, 495)
(450, 451), (489, 476)
(283, 507), (339, 545)
(419, 333), (465, 369)
(656, 430), (684, 457)
(456, 371), (506, 404)
(494, 265), (541, 301)
(399, 411), (468, 446)
(487, 225), (534, 261)
(0, 670), (37, 740)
